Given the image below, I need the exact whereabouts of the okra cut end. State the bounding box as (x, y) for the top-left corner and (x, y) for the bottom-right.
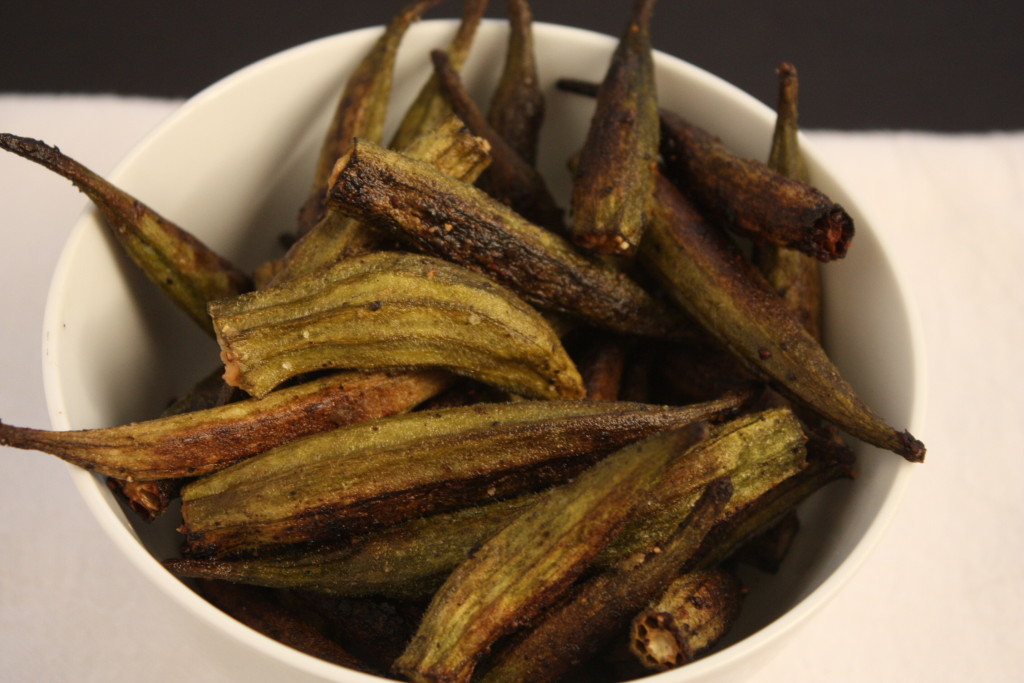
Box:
(812, 204), (855, 262)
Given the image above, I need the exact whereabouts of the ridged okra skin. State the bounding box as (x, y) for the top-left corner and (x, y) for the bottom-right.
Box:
(210, 250), (584, 401)
(568, 0), (660, 256)
(0, 133), (251, 336)
(394, 423), (711, 683)
(295, 0), (443, 236)
(327, 139), (683, 338)
(179, 395), (744, 559)
(0, 369), (451, 480)
(166, 405), (799, 602)
(641, 172), (925, 462)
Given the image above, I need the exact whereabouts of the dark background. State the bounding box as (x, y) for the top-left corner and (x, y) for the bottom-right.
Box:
(2, 0), (1021, 131)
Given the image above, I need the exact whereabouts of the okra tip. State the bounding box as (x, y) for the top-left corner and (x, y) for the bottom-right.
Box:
(898, 430), (926, 463)
(813, 204), (854, 262)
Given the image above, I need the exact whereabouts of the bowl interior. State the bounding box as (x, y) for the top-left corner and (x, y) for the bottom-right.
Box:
(43, 18), (921, 682)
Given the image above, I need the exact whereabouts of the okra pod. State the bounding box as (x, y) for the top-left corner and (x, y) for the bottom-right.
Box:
(0, 133), (251, 335)
(296, 0), (442, 235)
(327, 139), (683, 338)
(271, 115), (492, 285)
(487, 0), (544, 166)
(476, 478), (733, 683)
(629, 568), (745, 671)
(430, 48), (564, 231)
(179, 396), (743, 559)
(168, 401), (798, 602)
(389, 0), (490, 150)
(659, 107), (853, 262)
(211, 251), (583, 400)
(195, 580), (379, 674)
(393, 423), (711, 683)
(0, 369), (451, 481)
(640, 171), (926, 462)
(568, 0), (659, 256)
(752, 62), (823, 340)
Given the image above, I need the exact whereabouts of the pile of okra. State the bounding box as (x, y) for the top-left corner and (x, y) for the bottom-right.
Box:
(0, 0), (925, 681)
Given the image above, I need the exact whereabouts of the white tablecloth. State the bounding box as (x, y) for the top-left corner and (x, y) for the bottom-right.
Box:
(1, 94), (1022, 682)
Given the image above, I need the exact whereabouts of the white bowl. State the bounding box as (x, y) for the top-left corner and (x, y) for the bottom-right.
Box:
(43, 18), (925, 683)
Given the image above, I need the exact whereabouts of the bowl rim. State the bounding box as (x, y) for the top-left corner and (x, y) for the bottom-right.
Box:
(41, 17), (926, 682)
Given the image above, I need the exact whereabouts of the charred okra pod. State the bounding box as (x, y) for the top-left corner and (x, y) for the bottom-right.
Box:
(394, 423), (711, 683)
(752, 62), (824, 340)
(327, 139), (683, 338)
(389, 0), (490, 150)
(430, 48), (565, 231)
(659, 107), (853, 262)
(179, 396), (742, 559)
(0, 133), (251, 335)
(629, 568), (746, 671)
(640, 171), (925, 462)
(295, 0), (442, 235)
(487, 0), (544, 166)
(211, 251), (583, 400)
(167, 402), (805, 602)
(195, 581), (379, 674)
(0, 369), (451, 481)
(477, 478), (733, 683)
(568, 0), (659, 256)
(270, 115), (492, 285)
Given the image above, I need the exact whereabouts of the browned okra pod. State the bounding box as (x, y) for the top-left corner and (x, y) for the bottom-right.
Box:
(476, 478), (733, 683)
(0, 133), (251, 335)
(640, 171), (925, 462)
(629, 568), (746, 671)
(326, 139), (683, 338)
(659, 107), (853, 262)
(194, 581), (380, 674)
(430, 48), (565, 231)
(752, 62), (824, 340)
(295, 0), (442, 236)
(389, 0), (490, 150)
(269, 115), (492, 285)
(394, 423), (712, 683)
(568, 0), (660, 256)
(0, 369), (451, 481)
(178, 396), (743, 559)
(165, 403), (806, 603)
(487, 0), (544, 166)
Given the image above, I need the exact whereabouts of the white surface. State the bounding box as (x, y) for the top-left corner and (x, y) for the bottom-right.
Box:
(1, 89), (1021, 683)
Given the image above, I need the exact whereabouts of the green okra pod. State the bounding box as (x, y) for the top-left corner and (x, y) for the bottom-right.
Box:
(568, 0), (659, 256)
(487, 0), (544, 166)
(167, 494), (539, 600)
(430, 48), (565, 231)
(296, 0), (442, 236)
(178, 396), (742, 559)
(640, 171), (926, 462)
(389, 0), (490, 150)
(0, 369), (451, 481)
(327, 139), (683, 338)
(0, 133), (251, 335)
(168, 401), (785, 605)
(211, 251), (583, 400)
(270, 114), (492, 285)
(752, 62), (824, 340)
(394, 423), (712, 683)
(629, 568), (746, 671)
(476, 478), (733, 683)
(694, 429), (857, 569)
